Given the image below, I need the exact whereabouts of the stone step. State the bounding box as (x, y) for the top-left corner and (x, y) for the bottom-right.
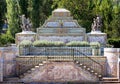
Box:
(75, 61), (79, 64)
(90, 70), (94, 73)
(5, 77), (20, 81)
(0, 82), (24, 84)
(98, 75), (102, 78)
(94, 72), (98, 75)
(100, 81), (120, 84)
(4, 77), (23, 83)
(39, 63), (43, 66)
(79, 63), (83, 66)
(102, 77), (119, 81)
(87, 68), (90, 71)
(102, 81), (120, 83)
(83, 65), (87, 68)
(42, 61), (47, 64)
(35, 65), (39, 68)
(48, 59), (73, 61)
(31, 68), (35, 71)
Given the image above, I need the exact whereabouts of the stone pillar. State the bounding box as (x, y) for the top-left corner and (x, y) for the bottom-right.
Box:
(104, 48), (119, 78)
(0, 50), (3, 82)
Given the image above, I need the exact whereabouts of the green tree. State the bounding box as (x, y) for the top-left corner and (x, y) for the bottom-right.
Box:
(0, 0), (7, 31)
(6, 0), (21, 37)
(30, 0), (53, 31)
(30, 0), (41, 31)
(110, 4), (120, 38)
(19, 0), (28, 16)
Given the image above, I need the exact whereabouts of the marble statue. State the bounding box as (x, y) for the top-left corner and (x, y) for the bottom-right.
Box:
(91, 16), (102, 32)
(20, 14), (32, 31)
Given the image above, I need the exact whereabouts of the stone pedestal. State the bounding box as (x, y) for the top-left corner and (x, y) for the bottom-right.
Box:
(87, 31), (107, 45)
(104, 48), (119, 78)
(15, 31), (36, 45)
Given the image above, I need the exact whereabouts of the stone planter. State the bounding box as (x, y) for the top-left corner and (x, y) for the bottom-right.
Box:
(19, 46), (31, 55)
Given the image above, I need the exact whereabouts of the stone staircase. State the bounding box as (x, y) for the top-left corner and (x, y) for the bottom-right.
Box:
(74, 60), (102, 80)
(19, 61), (47, 78)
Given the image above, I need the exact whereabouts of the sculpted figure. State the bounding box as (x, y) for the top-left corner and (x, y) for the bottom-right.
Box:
(91, 16), (102, 32)
(20, 14), (32, 31)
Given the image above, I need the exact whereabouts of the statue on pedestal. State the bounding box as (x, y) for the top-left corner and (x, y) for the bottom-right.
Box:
(20, 14), (32, 31)
(91, 15), (102, 32)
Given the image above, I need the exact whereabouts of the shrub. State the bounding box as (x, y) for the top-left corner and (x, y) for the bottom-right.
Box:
(33, 40), (47, 47)
(90, 42), (100, 48)
(19, 40), (32, 47)
(66, 41), (89, 47)
(108, 38), (120, 48)
(33, 40), (65, 47)
(52, 41), (65, 47)
(0, 30), (15, 46)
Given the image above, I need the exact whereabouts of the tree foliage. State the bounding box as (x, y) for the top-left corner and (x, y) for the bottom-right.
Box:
(6, 0), (21, 37)
(30, 0), (53, 31)
(0, 0), (7, 31)
(52, 0), (94, 32)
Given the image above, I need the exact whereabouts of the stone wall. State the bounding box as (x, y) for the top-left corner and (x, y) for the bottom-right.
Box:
(0, 46), (18, 78)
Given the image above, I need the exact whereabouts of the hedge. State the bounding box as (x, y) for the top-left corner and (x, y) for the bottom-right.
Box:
(108, 38), (120, 48)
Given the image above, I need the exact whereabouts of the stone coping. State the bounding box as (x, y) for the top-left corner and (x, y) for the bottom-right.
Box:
(17, 55), (105, 58)
(17, 31), (36, 34)
(53, 8), (70, 13)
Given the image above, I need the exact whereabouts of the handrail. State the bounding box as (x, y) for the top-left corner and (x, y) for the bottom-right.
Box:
(74, 49), (103, 75)
(16, 56), (42, 76)
(75, 49), (102, 66)
(45, 47), (103, 75)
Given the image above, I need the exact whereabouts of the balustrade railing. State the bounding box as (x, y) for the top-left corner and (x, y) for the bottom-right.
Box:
(16, 46), (103, 76)
(19, 46), (93, 56)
